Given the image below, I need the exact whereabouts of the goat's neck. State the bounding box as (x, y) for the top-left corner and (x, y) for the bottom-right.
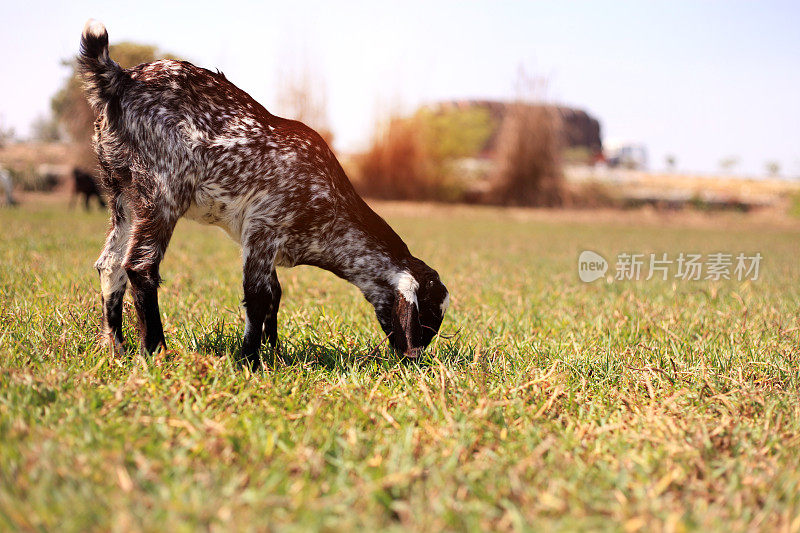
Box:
(319, 228), (407, 313)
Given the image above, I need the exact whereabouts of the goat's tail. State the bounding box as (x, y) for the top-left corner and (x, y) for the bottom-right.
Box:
(78, 20), (127, 111)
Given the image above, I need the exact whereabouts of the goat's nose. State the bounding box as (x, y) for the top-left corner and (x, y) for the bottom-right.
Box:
(404, 346), (423, 359)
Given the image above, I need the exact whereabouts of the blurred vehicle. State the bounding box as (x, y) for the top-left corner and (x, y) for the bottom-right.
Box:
(604, 140), (648, 170)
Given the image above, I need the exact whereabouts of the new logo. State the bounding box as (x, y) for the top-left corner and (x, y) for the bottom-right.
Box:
(578, 250), (608, 283)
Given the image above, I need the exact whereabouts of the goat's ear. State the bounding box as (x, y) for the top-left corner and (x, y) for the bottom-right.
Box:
(391, 289), (423, 358)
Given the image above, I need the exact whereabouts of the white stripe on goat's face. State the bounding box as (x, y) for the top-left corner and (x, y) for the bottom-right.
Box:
(387, 263), (450, 357)
(394, 271), (419, 305)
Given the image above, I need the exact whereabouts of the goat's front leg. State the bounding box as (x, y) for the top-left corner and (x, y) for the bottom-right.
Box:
(95, 195), (130, 353)
(241, 239), (278, 367)
(124, 211), (176, 355)
(262, 269), (282, 348)
(126, 266), (165, 355)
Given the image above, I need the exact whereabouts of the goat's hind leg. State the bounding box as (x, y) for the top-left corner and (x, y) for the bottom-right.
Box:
(124, 199), (178, 356)
(95, 194), (130, 353)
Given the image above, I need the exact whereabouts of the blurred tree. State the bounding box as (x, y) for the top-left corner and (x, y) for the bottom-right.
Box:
(488, 70), (564, 207)
(0, 117), (16, 147)
(30, 114), (62, 142)
(356, 114), (436, 200)
(414, 106), (495, 162)
(718, 156), (740, 174)
(764, 160), (780, 177)
(51, 42), (180, 168)
(562, 146), (593, 165)
(665, 154), (677, 171)
(275, 63), (334, 147)
(488, 102), (564, 206)
(356, 106), (495, 201)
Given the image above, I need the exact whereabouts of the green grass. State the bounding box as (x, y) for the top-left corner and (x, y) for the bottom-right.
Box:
(1, 201), (800, 531)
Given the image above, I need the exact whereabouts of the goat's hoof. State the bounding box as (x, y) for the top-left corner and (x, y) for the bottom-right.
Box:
(239, 355), (263, 372)
(401, 346), (423, 360)
(102, 334), (125, 356)
(147, 340), (167, 354)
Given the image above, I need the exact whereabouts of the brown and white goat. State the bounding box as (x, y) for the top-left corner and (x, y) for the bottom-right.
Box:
(78, 20), (449, 366)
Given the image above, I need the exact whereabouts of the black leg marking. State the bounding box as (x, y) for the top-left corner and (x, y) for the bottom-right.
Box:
(102, 288), (126, 349)
(242, 287), (269, 367)
(262, 270), (282, 348)
(126, 268), (166, 355)
(95, 190), (130, 353)
(241, 240), (278, 368)
(123, 200), (176, 356)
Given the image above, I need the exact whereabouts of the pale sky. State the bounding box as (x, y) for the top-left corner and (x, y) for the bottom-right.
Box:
(1, 0), (798, 176)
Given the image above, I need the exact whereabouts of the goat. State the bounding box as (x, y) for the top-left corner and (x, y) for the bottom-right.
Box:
(72, 168), (107, 210)
(78, 20), (450, 367)
(0, 167), (17, 207)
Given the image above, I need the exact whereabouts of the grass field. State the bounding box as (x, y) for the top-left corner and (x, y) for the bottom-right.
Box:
(2, 200), (800, 531)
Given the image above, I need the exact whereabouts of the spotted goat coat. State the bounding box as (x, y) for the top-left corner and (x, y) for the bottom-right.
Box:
(78, 20), (450, 366)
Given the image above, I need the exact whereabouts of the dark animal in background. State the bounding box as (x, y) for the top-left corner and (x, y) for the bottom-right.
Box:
(78, 20), (450, 367)
(72, 168), (106, 210)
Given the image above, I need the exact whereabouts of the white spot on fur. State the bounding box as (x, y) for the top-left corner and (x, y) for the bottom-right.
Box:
(84, 19), (106, 38)
(99, 267), (128, 298)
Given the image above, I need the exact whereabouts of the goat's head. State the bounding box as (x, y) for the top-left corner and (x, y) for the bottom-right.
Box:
(377, 259), (449, 358)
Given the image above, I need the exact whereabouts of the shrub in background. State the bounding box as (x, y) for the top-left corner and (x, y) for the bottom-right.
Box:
(355, 106), (495, 202)
(354, 115), (437, 200)
(487, 101), (565, 207)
